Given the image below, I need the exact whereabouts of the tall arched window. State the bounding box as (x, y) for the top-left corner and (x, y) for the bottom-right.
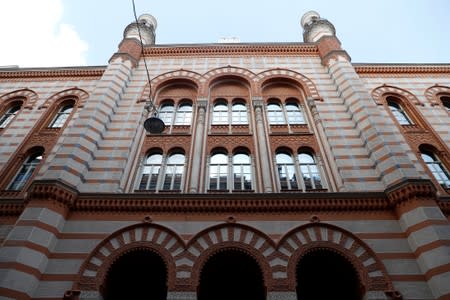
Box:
(159, 103), (175, 126)
(285, 101), (305, 124)
(49, 104), (73, 128)
(209, 152), (228, 190)
(387, 99), (412, 125)
(421, 150), (450, 189)
(174, 102), (192, 125)
(0, 103), (21, 129)
(212, 100), (228, 125)
(298, 152), (323, 190)
(162, 153), (185, 190)
(8, 150), (43, 190)
(231, 102), (248, 124)
(267, 101), (285, 124)
(232, 153), (252, 190)
(276, 152), (298, 190)
(138, 152), (163, 191)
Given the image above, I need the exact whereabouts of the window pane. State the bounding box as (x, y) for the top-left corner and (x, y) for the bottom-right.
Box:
(232, 153), (252, 190)
(159, 104), (175, 125)
(298, 152), (322, 190)
(49, 104), (74, 128)
(175, 103), (192, 125)
(139, 153), (162, 191)
(286, 103), (305, 124)
(209, 153), (228, 190)
(0, 104), (21, 128)
(276, 153), (297, 190)
(267, 103), (285, 124)
(231, 103), (248, 124)
(388, 102), (411, 125)
(422, 151), (450, 188)
(8, 152), (42, 190)
(162, 154), (185, 190)
(212, 103), (229, 124)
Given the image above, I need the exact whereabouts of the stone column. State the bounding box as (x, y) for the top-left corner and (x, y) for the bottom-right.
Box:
(267, 291), (297, 300)
(189, 100), (207, 193)
(167, 291), (197, 300)
(253, 97), (273, 192)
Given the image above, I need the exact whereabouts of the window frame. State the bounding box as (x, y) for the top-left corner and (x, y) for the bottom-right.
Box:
(0, 101), (22, 129)
(420, 150), (450, 189)
(386, 98), (413, 125)
(48, 103), (74, 128)
(7, 150), (44, 191)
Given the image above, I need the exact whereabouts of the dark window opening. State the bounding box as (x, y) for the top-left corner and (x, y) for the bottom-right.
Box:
(103, 249), (167, 300)
(198, 249), (266, 300)
(296, 249), (362, 300)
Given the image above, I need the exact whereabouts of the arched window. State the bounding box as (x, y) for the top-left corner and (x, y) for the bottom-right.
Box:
(387, 99), (412, 125)
(267, 102), (285, 124)
(231, 101), (248, 124)
(298, 152), (323, 190)
(275, 150), (324, 191)
(174, 102), (192, 125)
(209, 152), (228, 190)
(138, 152), (163, 191)
(8, 150), (43, 190)
(162, 153), (185, 190)
(232, 153), (252, 190)
(421, 150), (450, 189)
(440, 96), (450, 112)
(285, 101), (305, 124)
(49, 104), (73, 128)
(159, 103), (175, 126)
(212, 100), (228, 125)
(0, 103), (21, 129)
(276, 152), (298, 190)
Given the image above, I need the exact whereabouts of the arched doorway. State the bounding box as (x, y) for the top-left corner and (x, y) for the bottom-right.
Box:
(102, 248), (168, 300)
(198, 249), (266, 300)
(296, 249), (362, 300)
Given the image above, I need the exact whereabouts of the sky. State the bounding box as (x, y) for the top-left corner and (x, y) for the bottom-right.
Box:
(0, 0), (449, 68)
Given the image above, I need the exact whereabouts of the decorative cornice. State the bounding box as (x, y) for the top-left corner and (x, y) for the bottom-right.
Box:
(0, 67), (105, 81)
(27, 180), (78, 208)
(75, 192), (388, 213)
(144, 43), (319, 57)
(438, 199), (450, 215)
(354, 64), (450, 75)
(0, 200), (25, 216)
(385, 179), (436, 207)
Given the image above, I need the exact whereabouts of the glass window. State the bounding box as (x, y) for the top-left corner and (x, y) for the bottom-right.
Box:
(298, 152), (322, 190)
(421, 151), (450, 188)
(49, 104), (73, 128)
(174, 103), (192, 125)
(276, 152), (298, 190)
(212, 101), (229, 125)
(387, 101), (412, 125)
(232, 153), (252, 190)
(8, 151), (43, 190)
(159, 103), (175, 126)
(286, 102), (305, 124)
(209, 153), (228, 190)
(267, 103), (285, 124)
(162, 153), (185, 190)
(231, 103), (248, 124)
(0, 104), (21, 129)
(441, 96), (450, 112)
(138, 153), (163, 191)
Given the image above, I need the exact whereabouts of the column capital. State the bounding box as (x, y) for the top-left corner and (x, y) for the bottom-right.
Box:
(252, 96), (264, 108)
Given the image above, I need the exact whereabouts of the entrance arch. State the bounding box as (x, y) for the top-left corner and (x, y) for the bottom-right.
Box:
(102, 248), (167, 300)
(198, 248), (266, 300)
(296, 249), (361, 300)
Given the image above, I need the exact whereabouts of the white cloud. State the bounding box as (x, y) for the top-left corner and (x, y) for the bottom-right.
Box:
(0, 0), (88, 67)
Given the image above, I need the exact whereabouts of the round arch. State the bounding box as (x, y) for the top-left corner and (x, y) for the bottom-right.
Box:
(424, 84), (450, 106)
(0, 88), (38, 109)
(279, 223), (395, 296)
(75, 222), (184, 292)
(202, 66), (256, 97)
(188, 223), (276, 291)
(371, 85), (422, 106)
(255, 69), (321, 99)
(147, 70), (202, 101)
(40, 87), (89, 109)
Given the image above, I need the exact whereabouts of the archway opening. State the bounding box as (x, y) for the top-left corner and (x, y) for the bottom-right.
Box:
(296, 249), (362, 300)
(102, 248), (167, 300)
(198, 249), (266, 300)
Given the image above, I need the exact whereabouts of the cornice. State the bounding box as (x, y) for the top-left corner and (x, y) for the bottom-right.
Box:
(354, 64), (450, 75)
(0, 67), (105, 81)
(144, 43), (319, 57)
(27, 180), (79, 208)
(75, 192), (388, 213)
(385, 179), (436, 207)
(0, 200), (25, 216)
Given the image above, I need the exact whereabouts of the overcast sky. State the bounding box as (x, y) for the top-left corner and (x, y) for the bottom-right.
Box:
(0, 0), (449, 68)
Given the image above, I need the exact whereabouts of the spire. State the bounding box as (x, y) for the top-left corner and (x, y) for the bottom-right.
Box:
(301, 11), (336, 43)
(123, 14), (157, 45)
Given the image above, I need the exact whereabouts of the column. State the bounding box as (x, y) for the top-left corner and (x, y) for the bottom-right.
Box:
(189, 100), (207, 193)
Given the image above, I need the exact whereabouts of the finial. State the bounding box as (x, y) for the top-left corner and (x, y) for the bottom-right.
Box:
(301, 11), (336, 43)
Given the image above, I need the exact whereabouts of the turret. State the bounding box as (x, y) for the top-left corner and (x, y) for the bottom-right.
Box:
(123, 14), (157, 45)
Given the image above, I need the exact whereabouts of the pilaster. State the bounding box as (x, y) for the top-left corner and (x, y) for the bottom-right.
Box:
(189, 99), (207, 193)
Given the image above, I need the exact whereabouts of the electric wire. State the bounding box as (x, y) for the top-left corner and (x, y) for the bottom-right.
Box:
(131, 0), (154, 112)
